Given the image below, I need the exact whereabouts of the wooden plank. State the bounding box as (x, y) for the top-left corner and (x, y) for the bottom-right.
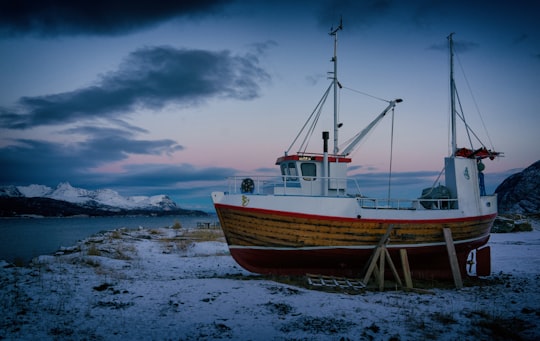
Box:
(443, 228), (463, 289)
(362, 247), (382, 285)
(384, 248), (402, 287)
(400, 249), (413, 289)
(362, 224), (395, 289)
(218, 205), (495, 248)
(378, 246), (385, 291)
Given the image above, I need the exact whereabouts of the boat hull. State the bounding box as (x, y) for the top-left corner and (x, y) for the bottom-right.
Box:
(214, 202), (496, 280)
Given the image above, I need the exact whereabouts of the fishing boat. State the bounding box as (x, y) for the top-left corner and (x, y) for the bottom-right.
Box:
(211, 26), (502, 280)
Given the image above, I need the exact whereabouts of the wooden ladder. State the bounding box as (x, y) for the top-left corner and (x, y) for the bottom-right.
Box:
(306, 274), (366, 292)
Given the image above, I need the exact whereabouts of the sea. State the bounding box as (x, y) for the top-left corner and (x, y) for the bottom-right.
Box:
(0, 214), (219, 265)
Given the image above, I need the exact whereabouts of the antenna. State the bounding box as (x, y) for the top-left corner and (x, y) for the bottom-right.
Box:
(448, 33), (456, 157)
(329, 16), (343, 36)
(329, 17), (343, 154)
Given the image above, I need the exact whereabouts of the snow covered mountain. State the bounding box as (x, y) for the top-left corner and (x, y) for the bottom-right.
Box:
(0, 182), (204, 217)
(1, 182), (178, 210)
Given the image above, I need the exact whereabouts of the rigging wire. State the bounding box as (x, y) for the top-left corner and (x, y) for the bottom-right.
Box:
(455, 107), (489, 149)
(337, 85), (395, 154)
(454, 82), (489, 150)
(300, 86), (332, 153)
(286, 82), (333, 154)
(454, 86), (474, 149)
(454, 48), (496, 150)
(421, 166), (446, 198)
(342, 86), (391, 103)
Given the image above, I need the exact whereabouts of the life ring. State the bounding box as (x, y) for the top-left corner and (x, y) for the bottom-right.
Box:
(241, 178), (255, 193)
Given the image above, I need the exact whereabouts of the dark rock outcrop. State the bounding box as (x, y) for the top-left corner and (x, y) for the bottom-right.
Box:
(492, 214), (533, 233)
(495, 160), (540, 216)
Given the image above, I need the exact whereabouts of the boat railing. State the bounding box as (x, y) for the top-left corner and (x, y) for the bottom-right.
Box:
(357, 197), (458, 210)
(225, 176), (458, 210)
(225, 175), (362, 196)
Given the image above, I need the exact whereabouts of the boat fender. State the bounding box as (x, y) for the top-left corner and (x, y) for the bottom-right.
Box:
(241, 178), (255, 193)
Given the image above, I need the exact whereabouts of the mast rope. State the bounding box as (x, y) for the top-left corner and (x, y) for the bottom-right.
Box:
(420, 166), (446, 198)
(286, 82), (333, 155)
(342, 86), (391, 103)
(454, 47), (496, 151)
(455, 87), (489, 150)
(454, 86), (474, 149)
(337, 85), (397, 154)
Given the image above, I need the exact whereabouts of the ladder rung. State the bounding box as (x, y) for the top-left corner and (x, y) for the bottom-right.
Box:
(306, 274), (366, 291)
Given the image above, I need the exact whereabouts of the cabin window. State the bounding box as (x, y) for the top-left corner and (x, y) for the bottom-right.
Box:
(301, 163), (316, 181)
(280, 163), (287, 177)
(280, 162), (298, 182)
(287, 162), (298, 181)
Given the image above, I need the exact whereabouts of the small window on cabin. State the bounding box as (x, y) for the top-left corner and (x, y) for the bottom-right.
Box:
(280, 163), (287, 176)
(288, 162), (298, 181)
(301, 163), (316, 181)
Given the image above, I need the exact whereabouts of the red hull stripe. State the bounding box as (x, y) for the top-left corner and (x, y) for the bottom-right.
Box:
(214, 202), (497, 224)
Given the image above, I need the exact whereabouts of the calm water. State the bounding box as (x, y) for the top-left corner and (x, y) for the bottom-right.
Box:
(0, 215), (218, 265)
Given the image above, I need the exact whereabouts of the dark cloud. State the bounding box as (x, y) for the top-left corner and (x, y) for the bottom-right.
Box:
(248, 40), (278, 56)
(1, 139), (84, 185)
(317, 0), (394, 30)
(512, 33), (529, 45)
(0, 46), (270, 129)
(76, 134), (183, 162)
(0, 126), (183, 186)
(0, 0), (232, 37)
(107, 163), (236, 187)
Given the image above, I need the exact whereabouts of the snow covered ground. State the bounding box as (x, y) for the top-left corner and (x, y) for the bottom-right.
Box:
(1, 222), (539, 340)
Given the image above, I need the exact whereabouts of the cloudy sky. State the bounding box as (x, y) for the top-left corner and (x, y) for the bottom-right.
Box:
(1, 0), (539, 211)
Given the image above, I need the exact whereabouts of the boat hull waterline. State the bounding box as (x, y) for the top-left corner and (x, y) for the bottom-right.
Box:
(214, 202), (496, 280)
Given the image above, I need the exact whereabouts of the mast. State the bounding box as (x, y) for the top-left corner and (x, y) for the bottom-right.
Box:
(448, 33), (457, 157)
(330, 19), (343, 155)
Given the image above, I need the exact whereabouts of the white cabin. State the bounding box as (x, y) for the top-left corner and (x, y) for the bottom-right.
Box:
(272, 153), (351, 196)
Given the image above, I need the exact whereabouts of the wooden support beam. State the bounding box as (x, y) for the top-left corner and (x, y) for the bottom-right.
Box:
(384, 247), (402, 287)
(443, 227), (463, 289)
(362, 247), (382, 285)
(378, 245), (385, 291)
(361, 224), (394, 285)
(361, 224), (405, 291)
(378, 224), (394, 247)
(400, 249), (413, 289)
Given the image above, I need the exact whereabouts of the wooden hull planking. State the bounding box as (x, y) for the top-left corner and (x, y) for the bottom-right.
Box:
(214, 203), (496, 280)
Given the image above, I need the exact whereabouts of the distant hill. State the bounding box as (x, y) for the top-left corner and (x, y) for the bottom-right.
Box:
(0, 182), (207, 217)
(495, 160), (540, 216)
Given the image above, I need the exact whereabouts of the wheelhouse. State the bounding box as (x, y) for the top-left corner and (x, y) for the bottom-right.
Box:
(274, 153), (351, 196)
